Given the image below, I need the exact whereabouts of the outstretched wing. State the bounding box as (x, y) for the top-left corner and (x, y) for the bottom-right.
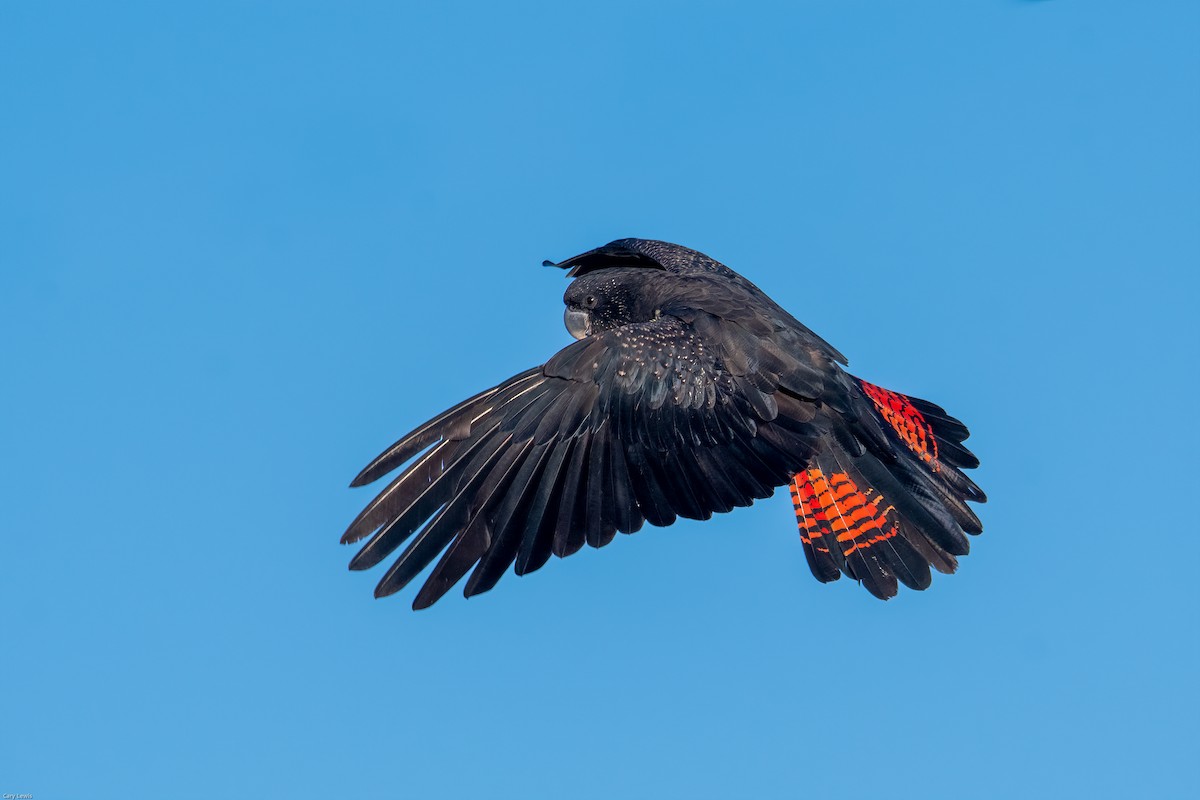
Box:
(343, 315), (824, 609)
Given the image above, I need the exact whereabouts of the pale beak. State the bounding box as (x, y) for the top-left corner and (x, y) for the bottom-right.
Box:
(564, 308), (591, 340)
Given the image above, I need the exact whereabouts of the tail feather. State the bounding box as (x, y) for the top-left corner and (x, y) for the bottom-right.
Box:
(791, 451), (940, 599)
(790, 378), (985, 598)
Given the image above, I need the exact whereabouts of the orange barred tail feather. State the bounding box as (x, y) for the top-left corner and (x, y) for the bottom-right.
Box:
(790, 379), (984, 598)
(789, 471), (844, 584)
(791, 459), (937, 599)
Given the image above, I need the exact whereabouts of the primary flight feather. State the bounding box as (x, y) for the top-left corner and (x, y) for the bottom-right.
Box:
(342, 239), (986, 609)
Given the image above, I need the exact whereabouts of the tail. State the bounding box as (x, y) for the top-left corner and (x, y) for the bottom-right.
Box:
(790, 378), (987, 599)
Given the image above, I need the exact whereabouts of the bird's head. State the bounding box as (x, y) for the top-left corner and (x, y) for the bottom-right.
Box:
(562, 269), (663, 340)
(550, 237), (738, 340)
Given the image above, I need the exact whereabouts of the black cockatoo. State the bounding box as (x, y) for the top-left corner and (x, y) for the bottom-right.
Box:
(342, 239), (986, 609)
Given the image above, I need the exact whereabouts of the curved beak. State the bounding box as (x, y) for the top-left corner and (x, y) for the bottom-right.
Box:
(564, 308), (591, 340)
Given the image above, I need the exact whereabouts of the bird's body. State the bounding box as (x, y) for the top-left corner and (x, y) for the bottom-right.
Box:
(343, 239), (986, 609)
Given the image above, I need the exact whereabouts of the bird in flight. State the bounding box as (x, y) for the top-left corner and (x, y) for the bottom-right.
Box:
(342, 239), (986, 609)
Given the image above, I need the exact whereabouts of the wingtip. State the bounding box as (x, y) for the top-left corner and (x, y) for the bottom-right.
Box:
(411, 573), (471, 609)
(341, 521), (373, 547)
(374, 579), (399, 599)
(348, 468), (376, 488)
(462, 579), (496, 601)
(411, 589), (440, 611)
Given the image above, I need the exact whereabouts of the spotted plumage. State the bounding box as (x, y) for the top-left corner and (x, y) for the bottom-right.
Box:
(342, 239), (986, 609)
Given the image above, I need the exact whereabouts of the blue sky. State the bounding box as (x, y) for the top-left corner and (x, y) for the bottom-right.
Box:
(3, 1), (1197, 798)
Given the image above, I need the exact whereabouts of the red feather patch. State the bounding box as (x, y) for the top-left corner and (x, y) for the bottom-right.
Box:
(858, 380), (941, 471)
(790, 468), (899, 559)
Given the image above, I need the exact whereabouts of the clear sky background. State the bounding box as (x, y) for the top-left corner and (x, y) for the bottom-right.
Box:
(3, 2), (1197, 798)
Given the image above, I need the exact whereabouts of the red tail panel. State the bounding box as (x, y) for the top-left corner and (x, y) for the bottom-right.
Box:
(858, 380), (941, 472)
(790, 468), (899, 560)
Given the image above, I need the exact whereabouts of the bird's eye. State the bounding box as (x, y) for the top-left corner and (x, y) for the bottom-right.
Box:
(584, 295), (597, 309)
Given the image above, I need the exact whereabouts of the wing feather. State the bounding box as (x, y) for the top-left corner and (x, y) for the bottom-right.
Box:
(345, 315), (820, 607)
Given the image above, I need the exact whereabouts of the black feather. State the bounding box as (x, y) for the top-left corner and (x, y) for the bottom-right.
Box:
(350, 368), (541, 487)
(345, 419), (505, 564)
(585, 424), (617, 548)
(461, 442), (556, 597)
(608, 440), (645, 534)
(399, 436), (534, 606)
(551, 433), (592, 558)
(624, 444), (677, 527)
(514, 439), (574, 575)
